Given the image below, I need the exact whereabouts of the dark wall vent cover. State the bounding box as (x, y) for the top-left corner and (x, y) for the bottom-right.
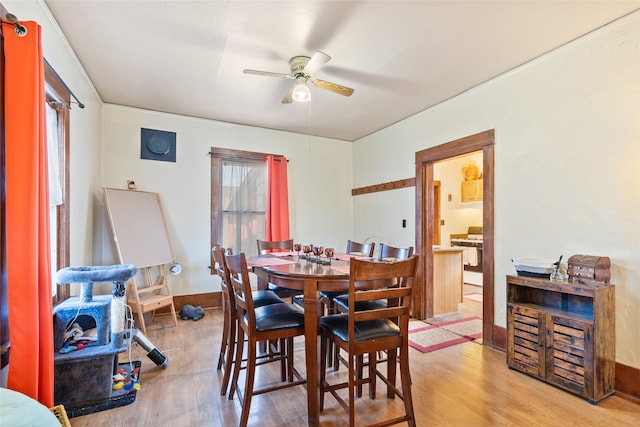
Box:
(141, 128), (176, 162)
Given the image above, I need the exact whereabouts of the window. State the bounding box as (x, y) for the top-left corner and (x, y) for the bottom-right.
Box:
(219, 159), (266, 257)
(210, 148), (282, 268)
(44, 64), (71, 303)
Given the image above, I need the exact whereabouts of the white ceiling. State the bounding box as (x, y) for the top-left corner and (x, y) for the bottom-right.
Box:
(44, 1), (639, 142)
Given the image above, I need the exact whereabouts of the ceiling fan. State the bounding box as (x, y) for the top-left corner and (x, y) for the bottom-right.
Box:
(243, 51), (355, 104)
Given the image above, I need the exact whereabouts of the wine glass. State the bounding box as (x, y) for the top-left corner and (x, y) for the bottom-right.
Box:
(313, 246), (324, 263)
(302, 244), (313, 260)
(294, 243), (302, 259)
(324, 247), (335, 264)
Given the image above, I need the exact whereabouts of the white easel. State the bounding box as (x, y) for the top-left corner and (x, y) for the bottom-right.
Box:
(103, 187), (178, 334)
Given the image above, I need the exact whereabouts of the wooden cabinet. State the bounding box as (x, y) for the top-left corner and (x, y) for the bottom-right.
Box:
(433, 249), (463, 315)
(506, 275), (615, 404)
(461, 179), (482, 202)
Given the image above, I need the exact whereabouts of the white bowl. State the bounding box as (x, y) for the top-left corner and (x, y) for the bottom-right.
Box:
(512, 258), (556, 274)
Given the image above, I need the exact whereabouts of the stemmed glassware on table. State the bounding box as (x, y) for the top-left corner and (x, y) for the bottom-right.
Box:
(324, 248), (335, 264)
(294, 243), (302, 259)
(302, 244), (313, 260)
(312, 246), (324, 263)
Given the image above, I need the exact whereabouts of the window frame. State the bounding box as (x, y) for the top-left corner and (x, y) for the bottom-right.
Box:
(44, 64), (71, 304)
(209, 147), (283, 273)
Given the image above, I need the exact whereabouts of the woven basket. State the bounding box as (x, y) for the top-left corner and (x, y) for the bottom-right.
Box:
(49, 404), (71, 427)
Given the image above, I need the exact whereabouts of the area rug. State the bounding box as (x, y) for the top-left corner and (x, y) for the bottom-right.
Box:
(464, 293), (483, 303)
(434, 317), (483, 340)
(408, 317), (482, 354)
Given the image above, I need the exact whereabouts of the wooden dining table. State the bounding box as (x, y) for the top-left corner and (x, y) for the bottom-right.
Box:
(250, 253), (359, 427)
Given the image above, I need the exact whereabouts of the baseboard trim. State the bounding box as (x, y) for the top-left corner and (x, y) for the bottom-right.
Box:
(615, 362), (640, 403)
(155, 291), (221, 314)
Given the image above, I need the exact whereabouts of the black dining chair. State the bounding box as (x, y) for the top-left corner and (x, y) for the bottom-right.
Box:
(334, 244), (414, 313)
(318, 240), (376, 369)
(256, 239), (303, 302)
(319, 256), (418, 427)
(333, 244), (414, 395)
(212, 246), (285, 398)
(224, 252), (306, 427)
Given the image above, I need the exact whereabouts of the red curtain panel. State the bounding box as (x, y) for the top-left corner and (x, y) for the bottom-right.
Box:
(3, 20), (54, 406)
(265, 155), (290, 241)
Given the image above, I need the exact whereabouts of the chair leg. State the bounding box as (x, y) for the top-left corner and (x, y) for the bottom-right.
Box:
(217, 301), (229, 370)
(220, 313), (236, 396)
(327, 301), (341, 371)
(348, 353), (356, 427)
(239, 336), (257, 427)
(286, 337), (295, 382)
(356, 355), (364, 398)
(399, 346), (416, 427)
(386, 348), (398, 398)
(369, 352), (377, 399)
(319, 335), (328, 412)
(229, 327), (245, 400)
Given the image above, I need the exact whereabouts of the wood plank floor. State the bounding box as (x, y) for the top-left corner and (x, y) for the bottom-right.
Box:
(68, 306), (640, 427)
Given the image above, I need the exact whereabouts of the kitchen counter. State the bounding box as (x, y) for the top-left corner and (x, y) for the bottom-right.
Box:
(433, 248), (464, 315)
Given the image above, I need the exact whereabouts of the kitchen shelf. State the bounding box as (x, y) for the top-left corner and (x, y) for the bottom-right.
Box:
(461, 179), (482, 202)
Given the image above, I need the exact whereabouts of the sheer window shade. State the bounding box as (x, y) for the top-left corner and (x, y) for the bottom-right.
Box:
(219, 160), (267, 259)
(45, 102), (63, 206)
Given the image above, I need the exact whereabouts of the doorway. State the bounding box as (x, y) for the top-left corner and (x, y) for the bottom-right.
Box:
(414, 130), (496, 347)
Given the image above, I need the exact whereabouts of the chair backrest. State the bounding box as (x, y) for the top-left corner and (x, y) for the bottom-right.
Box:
(224, 252), (256, 329)
(212, 246), (235, 313)
(377, 244), (414, 261)
(345, 240), (375, 257)
(347, 256), (418, 349)
(212, 245), (224, 279)
(257, 239), (294, 254)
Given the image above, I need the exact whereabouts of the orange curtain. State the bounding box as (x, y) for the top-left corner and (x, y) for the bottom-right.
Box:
(265, 155), (290, 241)
(3, 20), (54, 406)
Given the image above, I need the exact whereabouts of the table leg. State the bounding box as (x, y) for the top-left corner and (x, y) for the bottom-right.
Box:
(303, 281), (320, 427)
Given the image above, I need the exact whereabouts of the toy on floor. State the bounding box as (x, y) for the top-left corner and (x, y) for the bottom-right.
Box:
(179, 304), (205, 320)
(112, 366), (140, 392)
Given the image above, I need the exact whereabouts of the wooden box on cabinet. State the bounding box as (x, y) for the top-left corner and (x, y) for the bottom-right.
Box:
(506, 275), (615, 404)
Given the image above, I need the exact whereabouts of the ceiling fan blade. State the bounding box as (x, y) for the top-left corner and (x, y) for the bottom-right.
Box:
(243, 69), (293, 79)
(303, 51), (331, 75)
(281, 85), (295, 104)
(312, 79), (355, 97)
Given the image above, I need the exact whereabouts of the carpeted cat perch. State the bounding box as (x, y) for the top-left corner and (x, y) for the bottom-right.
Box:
(53, 264), (142, 417)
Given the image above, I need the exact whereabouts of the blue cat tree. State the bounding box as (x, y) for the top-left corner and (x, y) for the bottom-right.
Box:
(53, 264), (137, 411)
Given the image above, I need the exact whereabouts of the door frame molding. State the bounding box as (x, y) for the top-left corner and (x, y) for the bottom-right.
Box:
(414, 129), (495, 346)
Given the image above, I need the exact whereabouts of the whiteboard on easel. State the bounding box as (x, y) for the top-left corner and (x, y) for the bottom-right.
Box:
(103, 187), (174, 268)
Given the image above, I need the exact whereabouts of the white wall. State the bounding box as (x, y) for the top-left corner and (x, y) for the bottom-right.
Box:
(100, 105), (353, 296)
(353, 11), (640, 368)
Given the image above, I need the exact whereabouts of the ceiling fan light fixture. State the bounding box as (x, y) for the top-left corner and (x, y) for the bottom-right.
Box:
(292, 81), (311, 103)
